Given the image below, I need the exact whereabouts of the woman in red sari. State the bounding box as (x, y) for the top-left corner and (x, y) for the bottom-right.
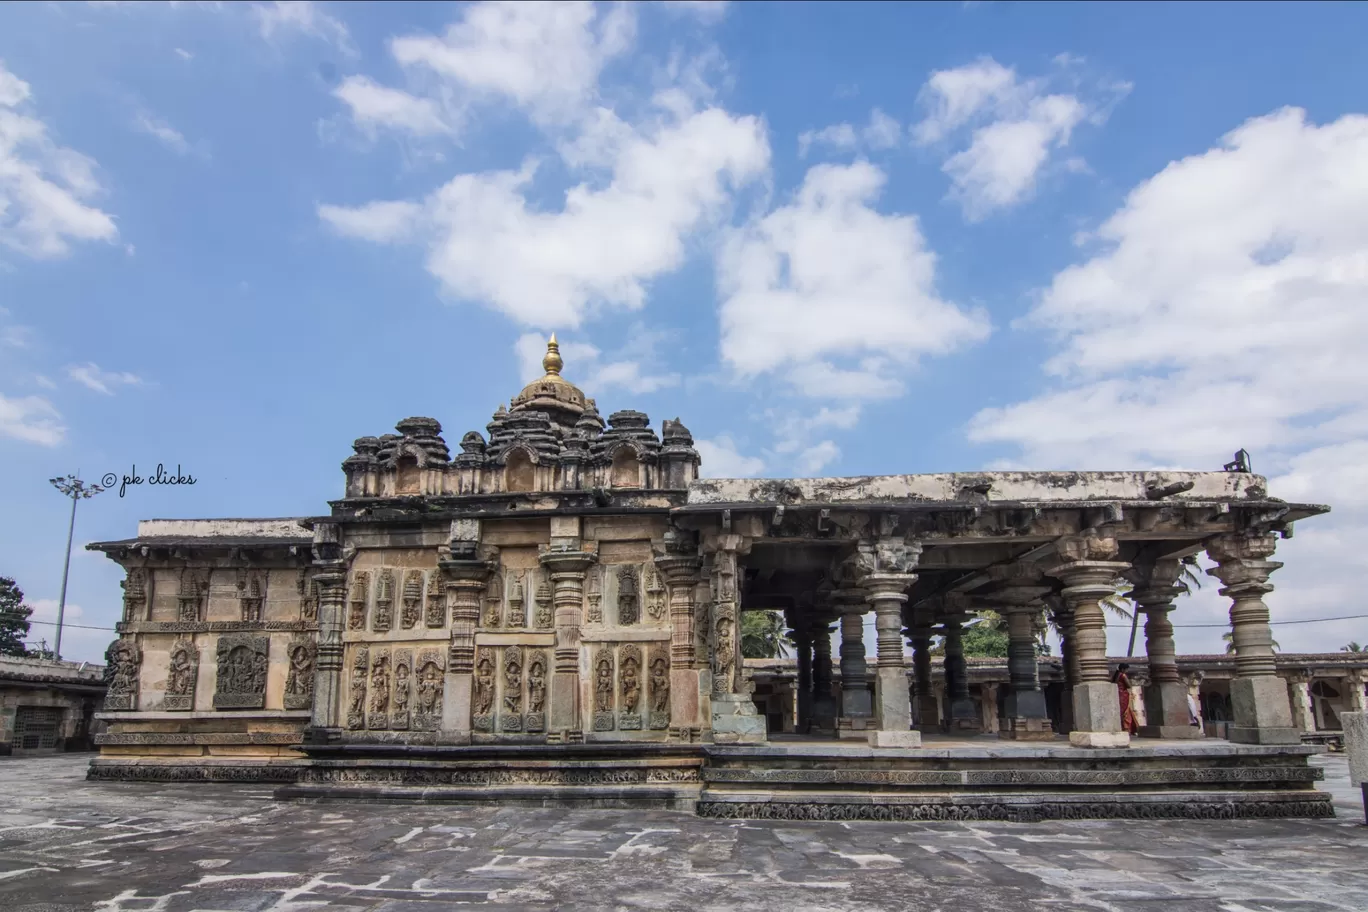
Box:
(1113, 663), (1139, 735)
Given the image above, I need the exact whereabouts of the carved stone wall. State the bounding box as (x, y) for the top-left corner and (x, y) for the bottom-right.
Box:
(104, 638), (141, 711)
(213, 634), (269, 709)
(401, 571), (423, 629)
(413, 649), (444, 731)
(236, 570), (266, 623)
(347, 571), (370, 632)
(590, 642), (670, 733)
(347, 646), (368, 730)
(374, 569), (395, 633)
(178, 569), (208, 623)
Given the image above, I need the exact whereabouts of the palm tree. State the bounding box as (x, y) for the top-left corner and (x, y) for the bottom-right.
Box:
(741, 610), (793, 659)
(1222, 630), (1280, 654)
(1342, 641), (1364, 653)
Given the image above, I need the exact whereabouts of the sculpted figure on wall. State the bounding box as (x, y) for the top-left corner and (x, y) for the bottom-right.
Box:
(534, 578), (553, 629)
(618, 566), (640, 625)
(594, 647), (614, 731)
(502, 645), (524, 731)
(237, 570), (265, 623)
(164, 639), (198, 711)
(414, 651), (443, 731)
(483, 572), (502, 628)
(473, 648), (495, 731)
(122, 568), (147, 623)
(105, 638), (141, 711)
(347, 646), (368, 730)
(392, 650), (412, 730)
(401, 571), (423, 629)
(645, 564), (666, 621)
(368, 650), (390, 729)
(178, 569), (207, 623)
(213, 635), (269, 710)
(585, 565), (602, 624)
(347, 572), (370, 631)
(298, 570), (318, 625)
(620, 644), (642, 729)
(374, 569), (394, 632)
(425, 575), (445, 628)
(649, 646), (669, 729)
(527, 651), (547, 732)
(508, 574), (526, 627)
(284, 637), (316, 710)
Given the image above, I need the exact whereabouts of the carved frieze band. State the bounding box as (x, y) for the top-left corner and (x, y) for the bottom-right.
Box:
(696, 797), (1334, 822)
(701, 766), (1323, 786)
(119, 620), (316, 634)
(297, 766), (700, 786)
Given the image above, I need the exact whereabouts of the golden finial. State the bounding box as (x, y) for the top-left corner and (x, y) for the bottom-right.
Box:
(543, 333), (563, 376)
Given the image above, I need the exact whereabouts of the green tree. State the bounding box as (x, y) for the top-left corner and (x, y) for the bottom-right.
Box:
(741, 610), (793, 659)
(961, 622), (1010, 658)
(0, 576), (34, 656)
(1340, 641), (1363, 653)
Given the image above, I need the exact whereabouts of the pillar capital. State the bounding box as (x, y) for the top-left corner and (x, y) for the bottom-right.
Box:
(1129, 558), (1188, 610)
(439, 558), (495, 587)
(862, 573), (915, 604)
(538, 547), (597, 576)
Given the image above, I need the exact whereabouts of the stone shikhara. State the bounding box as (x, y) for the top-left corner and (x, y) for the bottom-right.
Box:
(82, 337), (1351, 819)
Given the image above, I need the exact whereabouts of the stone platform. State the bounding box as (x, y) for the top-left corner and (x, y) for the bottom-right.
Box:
(244, 733), (1338, 821)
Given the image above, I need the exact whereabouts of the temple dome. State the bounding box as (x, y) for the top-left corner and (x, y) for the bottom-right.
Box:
(509, 335), (587, 428)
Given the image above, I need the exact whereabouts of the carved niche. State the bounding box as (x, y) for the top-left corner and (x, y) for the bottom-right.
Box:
(283, 636), (316, 710)
(413, 649), (444, 731)
(347, 571), (370, 631)
(121, 568), (148, 623)
(163, 639), (198, 711)
(501, 645), (524, 732)
(391, 649), (413, 730)
(483, 571), (503, 628)
(585, 565), (603, 624)
(473, 648), (496, 732)
(619, 644), (643, 730)
(644, 564), (666, 622)
(297, 570), (318, 625)
(508, 573), (526, 627)
(104, 638), (141, 711)
(617, 566), (640, 626)
(534, 576), (553, 629)
(368, 648), (391, 730)
(401, 571), (423, 629)
(177, 569), (208, 623)
(237, 570), (266, 623)
(649, 645), (670, 730)
(593, 647), (615, 731)
(425, 575), (446, 628)
(374, 569), (395, 633)
(213, 634), (269, 710)
(526, 650), (548, 733)
(347, 646), (368, 730)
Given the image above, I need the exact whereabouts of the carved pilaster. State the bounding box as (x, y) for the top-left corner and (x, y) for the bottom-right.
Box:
(705, 533), (763, 743)
(656, 552), (703, 736)
(439, 557), (493, 744)
(810, 615), (837, 734)
(862, 562), (918, 746)
(311, 566), (347, 730)
(540, 547), (595, 742)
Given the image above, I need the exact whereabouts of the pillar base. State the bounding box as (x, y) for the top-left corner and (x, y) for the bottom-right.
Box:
(1344, 712), (1368, 787)
(999, 717), (1055, 741)
(868, 729), (922, 748)
(1071, 680), (1123, 740)
(1139, 724), (1203, 740)
(914, 695), (940, 731)
(948, 697), (980, 734)
(1228, 726), (1302, 745)
(837, 717), (872, 740)
(711, 693), (767, 744)
(1230, 675), (1296, 738)
(1143, 680), (1197, 735)
(874, 665), (912, 734)
(1069, 730), (1130, 748)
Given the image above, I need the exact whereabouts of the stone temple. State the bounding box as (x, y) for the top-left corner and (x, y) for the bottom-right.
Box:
(88, 338), (1338, 820)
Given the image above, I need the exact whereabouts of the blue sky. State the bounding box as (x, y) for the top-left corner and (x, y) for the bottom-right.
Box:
(3, 0), (1367, 662)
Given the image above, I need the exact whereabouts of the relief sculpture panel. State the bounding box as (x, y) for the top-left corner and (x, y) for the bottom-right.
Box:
(617, 566), (639, 626)
(391, 649), (412, 730)
(401, 571), (423, 629)
(526, 650), (548, 733)
(501, 645), (524, 732)
(534, 576), (553, 629)
(483, 571), (502, 628)
(105, 638), (142, 711)
(425, 574), (445, 628)
(374, 569), (394, 633)
(283, 635), (316, 711)
(213, 634), (269, 710)
(593, 647), (615, 731)
(619, 644), (642, 730)
(163, 639), (198, 711)
(413, 649), (443, 731)
(649, 645), (670, 730)
(347, 646), (368, 730)
(473, 647), (495, 732)
(347, 571), (370, 632)
(368, 648), (390, 729)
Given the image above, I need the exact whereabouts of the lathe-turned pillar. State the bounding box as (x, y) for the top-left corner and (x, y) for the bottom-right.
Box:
(655, 548), (704, 740)
(1132, 558), (1201, 739)
(706, 533), (766, 743)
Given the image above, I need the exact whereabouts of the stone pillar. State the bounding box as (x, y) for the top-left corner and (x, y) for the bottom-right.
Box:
(791, 619), (813, 733)
(1284, 673), (1313, 732)
(656, 552), (703, 740)
(941, 610), (980, 733)
(541, 543), (595, 744)
(707, 534), (765, 743)
(1000, 606), (1053, 740)
(835, 590), (872, 739)
(1132, 559), (1200, 739)
(309, 565), (347, 732)
(439, 558), (492, 745)
(1346, 672), (1367, 714)
(1048, 531), (1131, 748)
(866, 573), (919, 747)
(1206, 532), (1298, 745)
(810, 617), (837, 734)
(909, 617), (939, 732)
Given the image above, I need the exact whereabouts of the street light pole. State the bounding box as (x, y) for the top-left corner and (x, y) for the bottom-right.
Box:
(48, 473), (106, 660)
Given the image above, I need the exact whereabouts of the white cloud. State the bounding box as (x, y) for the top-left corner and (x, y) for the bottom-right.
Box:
(174, 47), (194, 60)
(913, 56), (1101, 219)
(134, 112), (191, 155)
(318, 199), (422, 243)
(968, 106), (1368, 653)
(324, 101), (769, 327)
(0, 393), (65, 445)
(25, 599), (113, 660)
(0, 61), (118, 258)
(697, 435), (764, 478)
(67, 362), (143, 395)
(387, 0), (636, 129)
(332, 76), (451, 138)
(661, 0), (730, 21)
(798, 108), (901, 158)
(795, 439), (840, 475)
(717, 160), (990, 398)
(251, 1), (354, 55)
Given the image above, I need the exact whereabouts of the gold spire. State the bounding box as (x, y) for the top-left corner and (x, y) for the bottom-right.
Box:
(543, 333), (563, 376)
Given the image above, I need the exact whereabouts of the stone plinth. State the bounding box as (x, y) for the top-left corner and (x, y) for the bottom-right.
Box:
(1229, 676), (1300, 745)
(1069, 681), (1128, 748)
(711, 694), (766, 744)
(1140, 680), (1202, 740)
(1002, 689), (1054, 741)
(1340, 711), (1368, 787)
(868, 729), (922, 748)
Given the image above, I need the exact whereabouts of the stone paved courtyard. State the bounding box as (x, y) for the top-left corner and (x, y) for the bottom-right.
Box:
(0, 755), (1363, 912)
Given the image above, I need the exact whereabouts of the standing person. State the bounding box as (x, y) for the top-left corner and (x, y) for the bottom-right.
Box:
(1113, 663), (1139, 736)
